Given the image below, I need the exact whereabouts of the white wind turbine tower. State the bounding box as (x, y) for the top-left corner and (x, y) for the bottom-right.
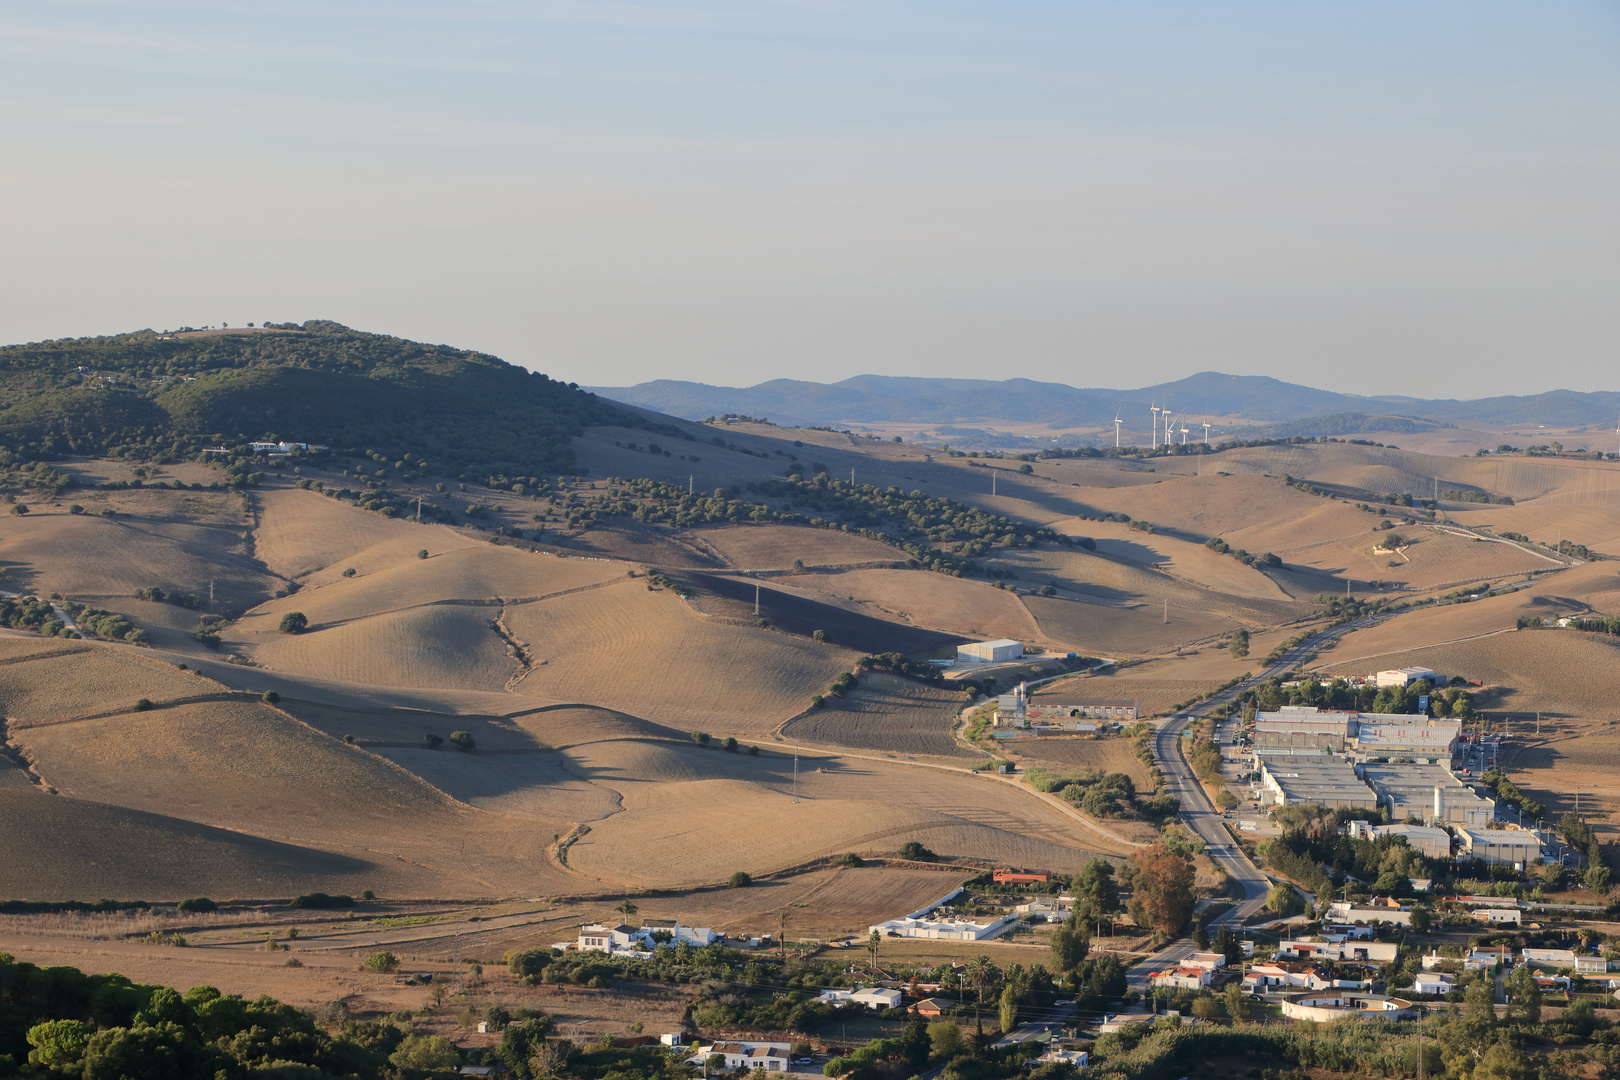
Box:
(1112, 415), (1123, 448)
(1201, 420), (1212, 446)
(1179, 422), (1190, 446)
(1150, 404), (1161, 449)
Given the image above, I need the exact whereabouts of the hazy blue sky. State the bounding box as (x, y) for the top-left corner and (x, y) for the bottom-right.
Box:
(3, 2), (1617, 397)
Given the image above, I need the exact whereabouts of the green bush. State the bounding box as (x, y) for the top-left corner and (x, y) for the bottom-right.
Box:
(729, 871), (752, 888)
(176, 897), (218, 914)
(364, 951), (400, 972)
(278, 611), (309, 634)
(133, 698), (153, 712)
(290, 892), (354, 910)
(449, 730), (475, 752)
(898, 840), (936, 862)
(262, 691), (281, 704)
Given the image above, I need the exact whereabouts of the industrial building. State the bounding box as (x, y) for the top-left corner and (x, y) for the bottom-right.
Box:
(1253, 709), (1353, 752)
(1256, 752), (1379, 810)
(1252, 707), (1461, 762)
(995, 682), (1137, 727)
(1376, 667), (1441, 688)
(958, 639), (1024, 663)
(1345, 820), (1453, 860)
(1353, 717), (1463, 761)
(1358, 763), (1494, 826)
(1458, 825), (1543, 869)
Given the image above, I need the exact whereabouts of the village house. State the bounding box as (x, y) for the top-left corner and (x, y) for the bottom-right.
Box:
(692, 1043), (791, 1072)
(1152, 967), (1211, 991)
(1412, 972), (1454, 996)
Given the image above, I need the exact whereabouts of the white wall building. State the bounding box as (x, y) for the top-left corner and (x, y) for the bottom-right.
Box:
(693, 1043), (792, 1072)
(870, 914), (1014, 941)
(958, 639), (1023, 663)
(848, 988), (903, 1011)
(1376, 668), (1439, 688)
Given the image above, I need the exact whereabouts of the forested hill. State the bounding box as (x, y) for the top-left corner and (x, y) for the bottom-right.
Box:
(0, 322), (644, 475)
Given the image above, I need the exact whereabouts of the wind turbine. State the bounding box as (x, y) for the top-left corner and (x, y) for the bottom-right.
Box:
(1201, 420), (1212, 446)
(1112, 415), (1123, 449)
(1179, 423), (1190, 446)
(1150, 404), (1161, 450)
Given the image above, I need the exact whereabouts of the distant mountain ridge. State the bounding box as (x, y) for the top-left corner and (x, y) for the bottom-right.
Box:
(590, 372), (1620, 432)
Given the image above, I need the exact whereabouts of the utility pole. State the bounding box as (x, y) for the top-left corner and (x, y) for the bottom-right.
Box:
(689, 475), (694, 495)
(416, 495), (422, 522)
(754, 583), (760, 616)
(850, 467), (855, 485)
(992, 472), (996, 496)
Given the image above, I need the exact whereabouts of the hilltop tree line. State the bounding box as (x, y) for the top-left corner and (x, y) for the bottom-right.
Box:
(0, 322), (648, 477)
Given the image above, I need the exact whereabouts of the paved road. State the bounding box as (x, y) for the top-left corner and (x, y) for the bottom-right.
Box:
(1122, 615), (1385, 997)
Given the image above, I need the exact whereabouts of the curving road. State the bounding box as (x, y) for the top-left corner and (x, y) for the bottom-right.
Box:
(1122, 615), (1384, 995)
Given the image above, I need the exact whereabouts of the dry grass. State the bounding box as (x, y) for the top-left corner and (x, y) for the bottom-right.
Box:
(11, 698), (576, 898)
(691, 524), (903, 569)
(241, 544), (624, 629)
(1003, 737), (1154, 791)
(0, 642), (206, 723)
(1319, 630), (1620, 721)
(780, 673), (971, 758)
(0, 789), (384, 900)
(246, 606), (518, 693)
(790, 569), (1038, 642)
(0, 505), (275, 611)
(253, 487), (475, 580)
(506, 580), (854, 732)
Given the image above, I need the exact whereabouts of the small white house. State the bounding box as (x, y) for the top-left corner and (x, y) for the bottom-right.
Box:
(1181, 952), (1227, 971)
(578, 923), (640, 954)
(1152, 967), (1211, 991)
(1412, 972), (1453, 996)
(848, 988), (903, 1011)
(694, 1043), (792, 1072)
(1471, 908), (1521, 925)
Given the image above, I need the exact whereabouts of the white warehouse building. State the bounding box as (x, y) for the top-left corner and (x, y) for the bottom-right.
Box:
(957, 639), (1024, 663)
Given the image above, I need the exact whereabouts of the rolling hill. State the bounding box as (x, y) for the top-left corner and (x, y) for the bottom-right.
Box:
(0, 321), (649, 476)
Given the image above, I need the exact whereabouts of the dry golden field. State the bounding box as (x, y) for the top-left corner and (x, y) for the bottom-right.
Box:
(0, 788), (386, 899)
(690, 524), (903, 569)
(1037, 668), (1227, 718)
(0, 640), (205, 723)
(506, 580), (854, 731)
(14, 434), (1620, 912)
(779, 672), (970, 757)
(0, 503), (276, 610)
(247, 605), (519, 692)
(789, 568), (1039, 642)
(253, 487), (475, 580)
(1003, 736), (1155, 791)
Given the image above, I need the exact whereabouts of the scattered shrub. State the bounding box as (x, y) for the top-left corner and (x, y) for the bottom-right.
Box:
(262, 691), (281, 704)
(364, 951), (400, 972)
(176, 897), (218, 914)
(278, 611), (309, 634)
(449, 730), (476, 752)
(729, 872), (752, 888)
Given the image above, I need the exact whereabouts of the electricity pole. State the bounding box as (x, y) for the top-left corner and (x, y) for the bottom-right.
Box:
(754, 583), (760, 615)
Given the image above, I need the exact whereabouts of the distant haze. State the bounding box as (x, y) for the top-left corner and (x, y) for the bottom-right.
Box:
(1, 3), (1617, 397)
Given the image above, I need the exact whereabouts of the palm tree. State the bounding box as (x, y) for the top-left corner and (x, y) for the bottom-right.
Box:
(616, 897), (638, 921)
(867, 929), (881, 973)
(964, 954), (997, 1006)
(778, 909), (791, 963)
